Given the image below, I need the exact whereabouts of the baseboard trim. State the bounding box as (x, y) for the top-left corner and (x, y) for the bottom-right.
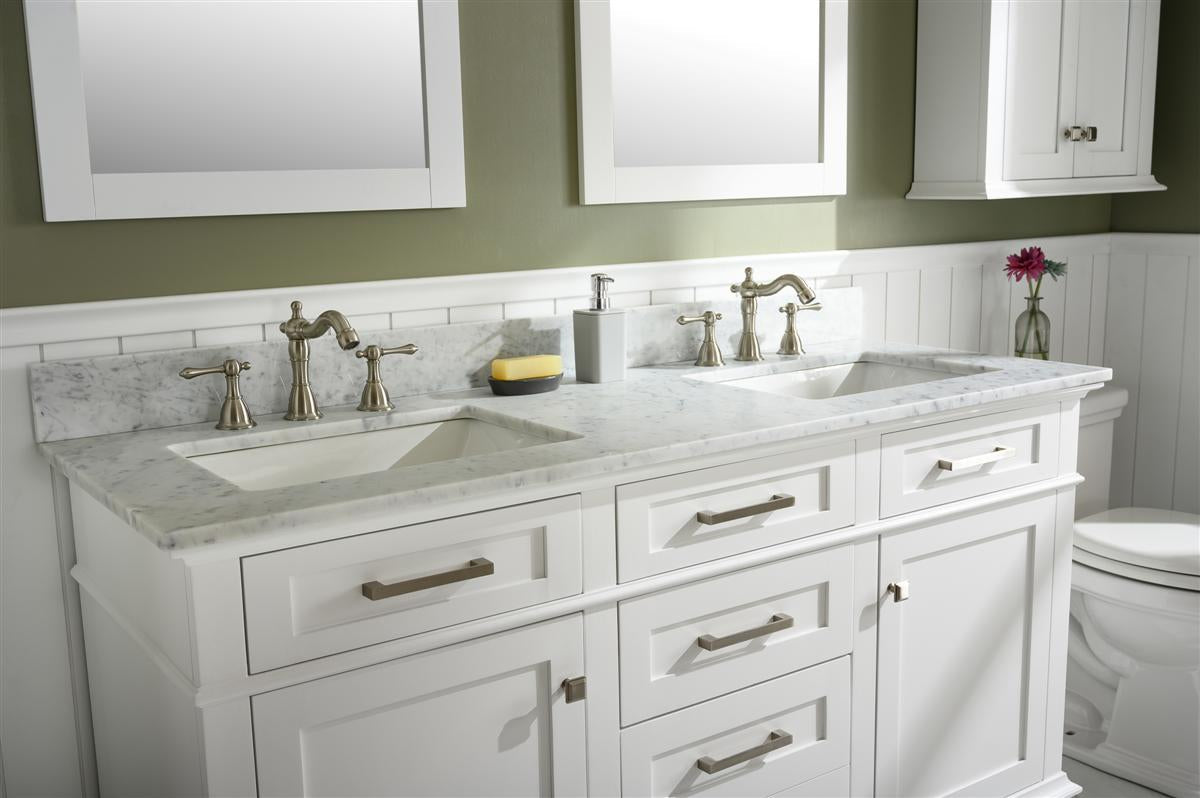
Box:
(1010, 771), (1083, 798)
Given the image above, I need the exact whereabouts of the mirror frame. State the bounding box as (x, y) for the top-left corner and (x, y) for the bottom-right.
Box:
(575, 0), (846, 205)
(24, 0), (466, 221)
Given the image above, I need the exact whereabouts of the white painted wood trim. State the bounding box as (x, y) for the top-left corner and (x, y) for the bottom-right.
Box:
(90, 169), (434, 220)
(907, 175), (1166, 200)
(23, 0), (96, 222)
(422, 0), (467, 208)
(0, 233), (1114, 347)
(22, 0), (466, 221)
(576, 0), (847, 204)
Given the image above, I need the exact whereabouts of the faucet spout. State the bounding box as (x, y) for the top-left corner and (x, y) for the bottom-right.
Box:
(728, 267), (820, 361)
(279, 301), (361, 421)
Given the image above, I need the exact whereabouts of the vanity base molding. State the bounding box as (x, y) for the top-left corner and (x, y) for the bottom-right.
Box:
(61, 391), (1095, 797)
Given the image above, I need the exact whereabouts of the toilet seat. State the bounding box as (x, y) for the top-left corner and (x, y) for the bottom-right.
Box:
(1073, 507), (1200, 591)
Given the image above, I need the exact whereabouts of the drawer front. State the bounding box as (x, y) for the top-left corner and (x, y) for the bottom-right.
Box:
(242, 495), (582, 672)
(617, 443), (854, 581)
(879, 405), (1060, 518)
(621, 657), (851, 798)
(619, 546), (854, 725)
(768, 766), (849, 798)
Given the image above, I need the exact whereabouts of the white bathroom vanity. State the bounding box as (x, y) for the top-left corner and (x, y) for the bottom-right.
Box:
(38, 345), (1108, 798)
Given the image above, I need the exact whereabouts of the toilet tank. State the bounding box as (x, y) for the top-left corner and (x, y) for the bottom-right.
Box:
(1076, 386), (1129, 519)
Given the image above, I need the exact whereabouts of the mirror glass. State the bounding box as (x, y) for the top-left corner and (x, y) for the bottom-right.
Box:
(609, 0), (820, 168)
(75, 0), (427, 174)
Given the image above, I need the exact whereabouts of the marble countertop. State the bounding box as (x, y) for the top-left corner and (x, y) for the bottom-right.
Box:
(41, 342), (1110, 552)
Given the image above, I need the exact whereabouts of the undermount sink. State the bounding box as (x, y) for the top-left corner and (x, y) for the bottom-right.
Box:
(704, 359), (987, 400)
(178, 414), (573, 492)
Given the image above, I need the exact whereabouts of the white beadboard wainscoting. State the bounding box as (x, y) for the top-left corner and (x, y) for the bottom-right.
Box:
(0, 231), (1192, 797)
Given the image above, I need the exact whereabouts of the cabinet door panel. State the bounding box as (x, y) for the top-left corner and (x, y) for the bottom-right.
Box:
(876, 497), (1055, 798)
(1073, 0), (1147, 177)
(252, 614), (586, 797)
(1002, 0), (1078, 180)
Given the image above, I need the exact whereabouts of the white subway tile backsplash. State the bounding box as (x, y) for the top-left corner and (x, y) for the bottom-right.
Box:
(195, 324), (266, 347)
(694, 285), (731, 303)
(120, 330), (194, 354)
(391, 308), (449, 328)
(449, 304), (504, 324)
(503, 299), (556, 319)
(42, 338), (120, 361)
(609, 291), (651, 309)
(555, 296), (589, 315)
(347, 313), (392, 332)
(650, 287), (694, 305)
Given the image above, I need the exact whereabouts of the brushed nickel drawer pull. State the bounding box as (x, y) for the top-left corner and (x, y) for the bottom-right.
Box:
(697, 613), (794, 651)
(936, 445), (1015, 472)
(696, 493), (795, 525)
(361, 557), (494, 601)
(696, 730), (793, 774)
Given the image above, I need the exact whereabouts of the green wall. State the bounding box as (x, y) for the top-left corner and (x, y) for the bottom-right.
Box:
(1110, 0), (1200, 233)
(0, 0), (1123, 309)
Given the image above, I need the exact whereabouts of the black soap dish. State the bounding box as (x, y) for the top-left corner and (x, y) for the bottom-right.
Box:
(487, 374), (563, 396)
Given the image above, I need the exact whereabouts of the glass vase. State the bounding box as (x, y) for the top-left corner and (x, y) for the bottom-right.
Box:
(1014, 296), (1050, 360)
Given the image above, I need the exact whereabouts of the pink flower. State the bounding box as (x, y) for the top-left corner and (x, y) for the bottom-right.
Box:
(1005, 246), (1047, 284)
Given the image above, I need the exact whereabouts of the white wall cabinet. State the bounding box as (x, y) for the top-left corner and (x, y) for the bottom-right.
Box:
(909, 0), (1163, 199)
(61, 394), (1093, 797)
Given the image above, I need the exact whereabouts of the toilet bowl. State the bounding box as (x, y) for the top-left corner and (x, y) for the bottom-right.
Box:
(1065, 386), (1200, 798)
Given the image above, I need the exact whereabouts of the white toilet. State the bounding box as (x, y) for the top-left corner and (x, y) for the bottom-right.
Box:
(1066, 385), (1200, 798)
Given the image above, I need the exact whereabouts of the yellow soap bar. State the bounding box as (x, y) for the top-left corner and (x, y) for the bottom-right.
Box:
(491, 354), (563, 381)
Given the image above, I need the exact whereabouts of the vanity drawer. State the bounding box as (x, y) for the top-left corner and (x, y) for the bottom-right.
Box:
(621, 657), (850, 798)
(618, 546), (853, 725)
(879, 405), (1060, 518)
(242, 495), (582, 672)
(616, 443), (854, 581)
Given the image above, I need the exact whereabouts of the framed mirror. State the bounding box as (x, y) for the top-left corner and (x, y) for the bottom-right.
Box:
(575, 0), (846, 204)
(24, 0), (465, 221)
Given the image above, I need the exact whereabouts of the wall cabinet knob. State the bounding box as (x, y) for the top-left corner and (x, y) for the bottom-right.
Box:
(887, 581), (910, 602)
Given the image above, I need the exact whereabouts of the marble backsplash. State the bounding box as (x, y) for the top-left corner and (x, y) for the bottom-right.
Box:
(29, 288), (860, 442)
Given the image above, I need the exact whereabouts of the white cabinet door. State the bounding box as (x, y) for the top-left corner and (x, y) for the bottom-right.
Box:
(875, 497), (1056, 798)
(1073, 0), (1151, 177)
(253, 614), (587, 797)
(1002, 0), (1079, 180)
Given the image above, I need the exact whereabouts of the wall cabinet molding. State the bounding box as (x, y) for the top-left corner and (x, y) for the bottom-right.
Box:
(908, 0), (1164, 200)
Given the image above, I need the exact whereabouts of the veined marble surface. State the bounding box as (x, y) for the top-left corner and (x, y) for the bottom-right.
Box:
(28, 290), (861, 442)
(40, 341), (1109, 551)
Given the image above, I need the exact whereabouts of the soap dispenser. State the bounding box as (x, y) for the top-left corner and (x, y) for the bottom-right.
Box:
(573, 273), (626, 383)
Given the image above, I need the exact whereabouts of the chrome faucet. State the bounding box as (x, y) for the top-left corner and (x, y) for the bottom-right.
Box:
(279, 300), (360, 420)
(730, 267), (821, 361)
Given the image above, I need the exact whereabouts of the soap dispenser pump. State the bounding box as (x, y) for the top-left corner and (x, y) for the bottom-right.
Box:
(573, 273), (626, 383)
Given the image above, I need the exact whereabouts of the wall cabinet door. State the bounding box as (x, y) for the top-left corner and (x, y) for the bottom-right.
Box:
(1072, 0), (1152, 178)
(252, 614), (587, 797)
(875, 497), (1056, 798)
(1002, 0), (1079, 181)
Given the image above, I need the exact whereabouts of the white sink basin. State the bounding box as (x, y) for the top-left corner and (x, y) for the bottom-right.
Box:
(705, 359), (985, 400)
(180, 415), (570, 491)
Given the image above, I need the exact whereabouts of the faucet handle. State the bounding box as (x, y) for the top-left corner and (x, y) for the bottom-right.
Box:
(356, 344), (419, 361)
(178, 359), (255, 430)
(354, 343), (418, 412)
(677, 310), (722, 327)
(777, 302), (820, 356)
(676, 311), (725, 367)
